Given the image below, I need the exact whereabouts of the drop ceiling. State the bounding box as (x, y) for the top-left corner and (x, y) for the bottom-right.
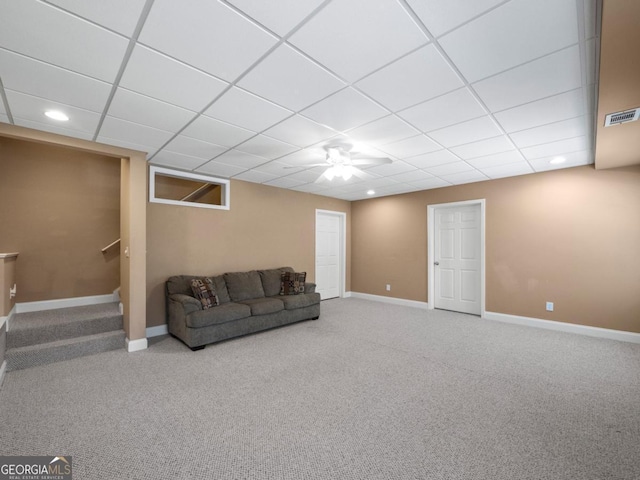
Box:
(0, 0), (599, 200)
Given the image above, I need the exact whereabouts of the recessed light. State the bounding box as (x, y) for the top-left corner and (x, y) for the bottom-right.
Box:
(45, 110), (69, 121)
(367, 189), (375, 195)
(549, 157), (566, 165)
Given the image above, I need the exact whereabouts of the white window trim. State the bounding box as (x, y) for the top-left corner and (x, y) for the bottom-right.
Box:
(149, 165), (230, 210)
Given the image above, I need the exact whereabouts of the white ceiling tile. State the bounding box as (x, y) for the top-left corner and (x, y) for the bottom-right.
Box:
(520, 136), (589, 160)
(0, 0), (128, 82)
(252, 161), (297, 176)
(233, 170), (279, 184)
(238, 45), (346, 112)
(480, 162), (533, 179)
(473, 45), (582, 111)
(426, 161), (474, 176)
(399, 88), (486, 133)
(13, 117), (93, 141)
(46, 0), (147, 36)
(529, 150), (593, 172)
(140, 0), (277, 81)
(439, 0), (578, 82)
(439, 170), (488, 185)
(356, 44), (463, 111)
(99, 116), (174, 149)
(151, 150), (207, 170)
(450, 135), (515, 160)
(466, 150), (524, 169)
(406, 0), (505, 37)
(264, 177), (306, 188)
(405, 150), (460, 169)
(96, 135), (159, 156)
(379, 135), (441, 158)
(0, 49), (111, 112)
(427, 116), (502, 147)
(407, 177), (450, 189)
(120, 45), (229, 112)
(181, 115), (256, 147)
(108, 88), (195, 132)
(389, 169), (433, 183)
(365, 160), (415, 177)
(196, 161), (247, 178)
(227, 0), (325, 37)
(161, 135), (227, 160)
(277, 148), (325, 166)
(284, 170), (325, 183)
(346, 115), (419, 146)
(493, 89), (585, 133)
(290, 183), (330, 194)
(210, 150), (268, 169)
(301, 88), (388, 132)
(234, 135), (299, 160)
(205, 87), (293, 132)
(289, 0), (428, 82)
(5, 89), (100, 135)
(263, 115), (338, 147)
(510, 117), (586, 148)
(0, 114), (8, 123)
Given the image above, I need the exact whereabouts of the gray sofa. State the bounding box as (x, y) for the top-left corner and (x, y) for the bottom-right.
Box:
(166, 267), (320, 350)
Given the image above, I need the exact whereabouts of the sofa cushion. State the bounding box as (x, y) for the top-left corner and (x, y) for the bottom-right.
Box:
(167, 275), (230, 304)
(259, 267), (294, 297)
(238, 297), (284, 316)
(224, 271), (265, 301)
(186, 302), (251, 328)
(190, 278), (219, 309)
(280, 271), (306, 295)
(279, 292), (320, 310)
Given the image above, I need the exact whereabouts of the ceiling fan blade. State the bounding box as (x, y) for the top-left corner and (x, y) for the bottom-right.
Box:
(350, 157), (392, 166)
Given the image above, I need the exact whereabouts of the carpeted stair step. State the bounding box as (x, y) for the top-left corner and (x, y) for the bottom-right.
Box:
(6, 330), (126, 372)
(7, 302), (123, 349)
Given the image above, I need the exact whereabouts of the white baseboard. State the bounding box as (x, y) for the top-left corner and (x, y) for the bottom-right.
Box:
(0, 360), (7, 389)
(126, 337), (148, 352)
(484, 311), (640, 344)
(146, 324), (168, 338)
(348, 292), (430, 310)
(15, 293), (119, 314)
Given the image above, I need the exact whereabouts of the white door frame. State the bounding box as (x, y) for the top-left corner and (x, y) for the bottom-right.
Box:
(427, 199), (486, 316)
(315, 209), (347, 298)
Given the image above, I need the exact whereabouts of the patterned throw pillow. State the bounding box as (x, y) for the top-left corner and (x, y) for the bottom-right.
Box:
(191, 277), (219, 309)
(280, 272), (306, 295)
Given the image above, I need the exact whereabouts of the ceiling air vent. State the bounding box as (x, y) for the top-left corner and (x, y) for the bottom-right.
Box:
(604, 108), (640, 127)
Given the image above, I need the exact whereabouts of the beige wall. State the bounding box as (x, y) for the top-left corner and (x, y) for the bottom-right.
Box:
(0, 137), (120, 302)
(352, 165), (640, 333)
(147, 179), (351, 327)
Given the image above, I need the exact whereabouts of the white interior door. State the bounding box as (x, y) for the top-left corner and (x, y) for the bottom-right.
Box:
(316, 211), (342, 300)
(434, 204), (481, 315)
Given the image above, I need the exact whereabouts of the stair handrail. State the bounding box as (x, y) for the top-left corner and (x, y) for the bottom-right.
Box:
(100, 183), (216, 253)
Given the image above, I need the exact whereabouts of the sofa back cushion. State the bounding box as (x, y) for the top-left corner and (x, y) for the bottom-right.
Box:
(224, 271), (265, 301)
(259, 267), (294, 297)
(166, 275), (230, 304)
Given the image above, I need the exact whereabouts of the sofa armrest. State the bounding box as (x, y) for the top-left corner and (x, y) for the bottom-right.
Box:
(304, 282), (317, 294)
(169, 293), (202, 315)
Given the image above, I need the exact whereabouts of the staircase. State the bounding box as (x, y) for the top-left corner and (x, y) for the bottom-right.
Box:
(6, 303), (125, 371)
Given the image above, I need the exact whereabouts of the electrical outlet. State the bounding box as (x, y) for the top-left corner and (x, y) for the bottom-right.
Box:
(386, 284), (391, 291)
(546, 301), (554, 312)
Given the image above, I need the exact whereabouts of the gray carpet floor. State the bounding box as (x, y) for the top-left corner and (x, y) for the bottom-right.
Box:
(1, 298), (639, 480)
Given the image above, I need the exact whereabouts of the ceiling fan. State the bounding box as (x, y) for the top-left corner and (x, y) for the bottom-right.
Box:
(287, 144), (392, 182)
